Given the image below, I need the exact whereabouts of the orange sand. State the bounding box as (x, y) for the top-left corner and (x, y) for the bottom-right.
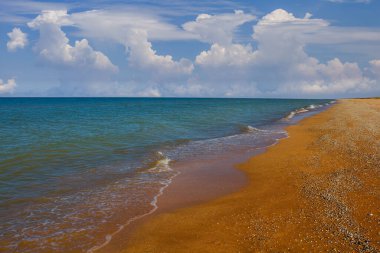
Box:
(110, 99), (380, 252)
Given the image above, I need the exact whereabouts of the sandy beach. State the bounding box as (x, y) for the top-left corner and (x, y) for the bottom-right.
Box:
(101, 99), (380, 253)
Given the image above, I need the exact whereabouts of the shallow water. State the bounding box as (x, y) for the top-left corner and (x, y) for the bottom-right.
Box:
(0, 98), (332, 252)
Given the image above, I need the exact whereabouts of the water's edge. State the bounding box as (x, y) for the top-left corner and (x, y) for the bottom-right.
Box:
(88, 101), (336, 252)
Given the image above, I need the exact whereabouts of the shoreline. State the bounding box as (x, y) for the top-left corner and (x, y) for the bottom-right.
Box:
(93, 102), (336, 252)
(106, 99), (379, 252)
(92, 132), (264, 253)
(0, 98), (334, 253)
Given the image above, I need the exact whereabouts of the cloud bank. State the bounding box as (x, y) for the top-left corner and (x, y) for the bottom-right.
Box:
(186, 9), (379, 97)
(4, 7), (380, 97)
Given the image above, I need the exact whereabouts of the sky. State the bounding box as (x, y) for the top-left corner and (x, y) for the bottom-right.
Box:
(0, 0), (380, 98)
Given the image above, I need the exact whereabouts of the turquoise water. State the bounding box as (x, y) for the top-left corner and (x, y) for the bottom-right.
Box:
(0, 98), (332, 252)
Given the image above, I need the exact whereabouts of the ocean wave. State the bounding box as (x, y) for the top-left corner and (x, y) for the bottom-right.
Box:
(148, 151), (172, 173)
(306, 104), (325, 110)
(285, 108), (309, 119)
(284, 102), (333, 120)
(240, 125), (266, 134)
(87, 151), (179, 253)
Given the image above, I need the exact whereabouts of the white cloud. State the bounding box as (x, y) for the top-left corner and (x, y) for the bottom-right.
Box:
(37, 9), (195, 75)
(28, 10), (117, 72)
(0, 79), (16, 94)
(188, 9), (380, 97)
(182, 10), (256, 45)
(23, 9), (198, 96)
(8, 7), (379, 97)
(125, 29), (193, 79)
(68, 10), (194, 81)
(252, 9), (328, 64)
(369, 59), (380, 78)
(70, 9), (196, 43)
(7, 28), (28, 51)
(28, 9), (72, 27)
(284, 58), (372, 95)
(23, 10), (119, 96)
(195, 43), (256, 67)
(250, 9), (378, 96)
(259, 8), (300, 23)
(253, 9), (380, 47)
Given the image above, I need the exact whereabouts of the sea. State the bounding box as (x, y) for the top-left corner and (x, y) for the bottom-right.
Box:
(0, 98), (333, 252)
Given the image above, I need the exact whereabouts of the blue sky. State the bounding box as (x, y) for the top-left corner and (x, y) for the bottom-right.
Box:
(0, 0), (380, 98)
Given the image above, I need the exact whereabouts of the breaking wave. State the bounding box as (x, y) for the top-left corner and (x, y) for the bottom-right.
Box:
(284, 101), (335, 120)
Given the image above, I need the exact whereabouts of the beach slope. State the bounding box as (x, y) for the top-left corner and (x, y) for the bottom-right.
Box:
(123, 99), (380, 252)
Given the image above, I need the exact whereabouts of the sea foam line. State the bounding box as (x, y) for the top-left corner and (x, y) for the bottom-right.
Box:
(87, 155), (180, 253)
(284, 101), (335, 120)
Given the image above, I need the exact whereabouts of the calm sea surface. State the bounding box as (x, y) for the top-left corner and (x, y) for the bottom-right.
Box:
(0, 98), (332, 252)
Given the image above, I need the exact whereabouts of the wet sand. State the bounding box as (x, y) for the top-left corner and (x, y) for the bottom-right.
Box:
(107, 99), (379, 252)
(95, 147), (254, 252)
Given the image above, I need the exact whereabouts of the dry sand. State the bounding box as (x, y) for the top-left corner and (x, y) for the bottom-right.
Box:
(113, 99), (379, 252)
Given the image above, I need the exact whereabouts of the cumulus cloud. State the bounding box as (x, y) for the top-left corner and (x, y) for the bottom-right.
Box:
(7, 28), (28, 51)
(63, 8), (379, 97)
(38, 9), (193, 84)
(250, 9), (377, 96)
(28, 9), (72, 27)
(125, 29), (193, 80)
(22, 10), (119, 96)
(68, 9), (195, 84)
(0, 79), (16, 94)
(28, 10), (117, 72)
(182, 10), (256, 45)
(369, 59), (380, 78)
(280, 58), (373, 95)
(179, 10), (259, 97)
(7, 7), (379, 97)
(252, 9), (328, 64)
(188, 9), (380, 97)
(195, 43), (256, 67)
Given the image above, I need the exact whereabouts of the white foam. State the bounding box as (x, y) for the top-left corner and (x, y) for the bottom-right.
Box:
(148, 152), (172, 173)
(284, 102), (329, 121)
(87, 153), (179, 253)
(285, 111), (296, 119)
(296, 108), (309, 113)
(243, 125), (266, 133)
